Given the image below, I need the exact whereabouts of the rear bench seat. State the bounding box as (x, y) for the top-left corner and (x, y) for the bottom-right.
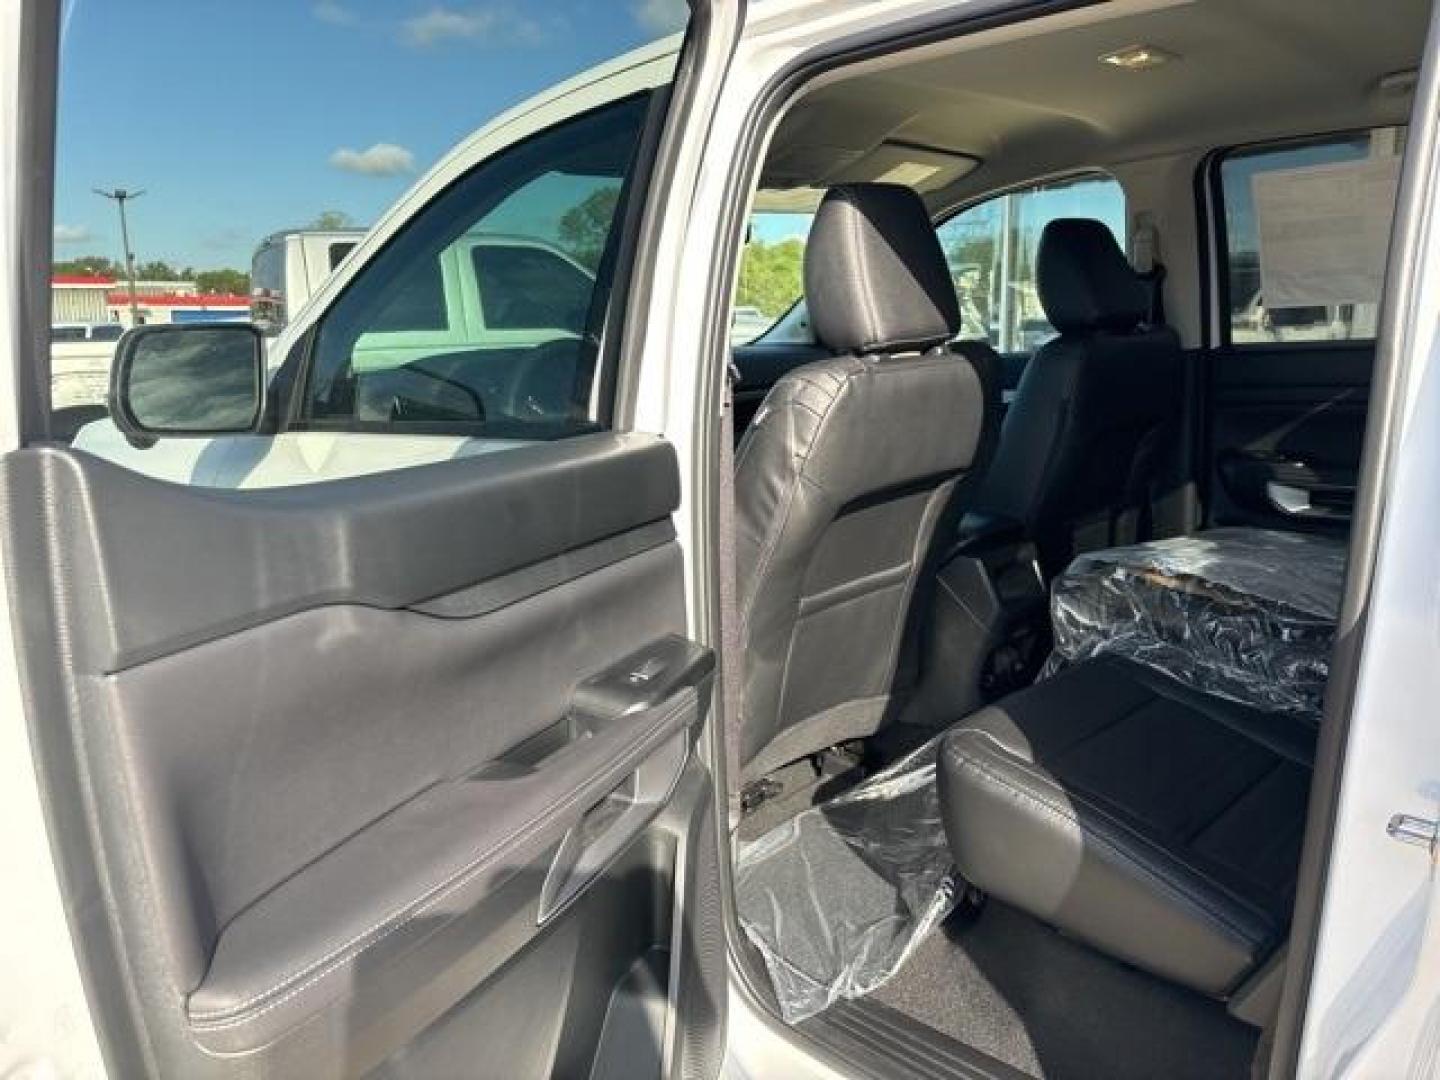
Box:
(937, 654), (1313, 998)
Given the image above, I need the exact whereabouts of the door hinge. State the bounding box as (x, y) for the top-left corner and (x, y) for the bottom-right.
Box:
(1386, 813), (1439, 855)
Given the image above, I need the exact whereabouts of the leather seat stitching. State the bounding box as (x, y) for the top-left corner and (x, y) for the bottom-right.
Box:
(955, 750), (1261, 947)
(956, 726), (1276, 926)
(950, 733), (1270, 945)
(737, 370), (853, 637)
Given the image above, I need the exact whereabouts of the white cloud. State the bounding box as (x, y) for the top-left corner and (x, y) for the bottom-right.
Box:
(401, 5), (543, 47)
(328, 143), (416, 176)
(631, 0), (688, 36)
(54, 223), (92, 244)
(404, 7), (490, 45)
(313, 1), (356, 25)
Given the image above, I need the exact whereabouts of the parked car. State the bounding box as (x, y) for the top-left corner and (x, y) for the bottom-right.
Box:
(49, 321), (125, 410)
(74, 232), (597, 484)
(729, 304), (772, 343)
(3, 2), (1439, 1079)
(50, 321), (124, 343)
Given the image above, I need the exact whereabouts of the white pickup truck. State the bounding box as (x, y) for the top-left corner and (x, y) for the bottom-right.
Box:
(73, 231), (595, 485)
(249, 228), (366, 334)
(49, 321), (124, 409)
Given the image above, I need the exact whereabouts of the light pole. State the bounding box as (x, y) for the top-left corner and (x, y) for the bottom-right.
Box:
(93, 187), (145, 324)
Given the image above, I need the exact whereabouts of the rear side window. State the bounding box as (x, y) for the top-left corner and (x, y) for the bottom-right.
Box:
(327, 242), (357, 272)
(936, 173), (1126, 354)
(1217, 128), (1404, 345)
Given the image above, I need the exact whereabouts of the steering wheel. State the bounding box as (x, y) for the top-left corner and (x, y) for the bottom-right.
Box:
(500, 336), (595, 423)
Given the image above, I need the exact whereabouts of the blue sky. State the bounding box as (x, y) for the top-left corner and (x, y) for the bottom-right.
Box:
(54, 1), (687, 272)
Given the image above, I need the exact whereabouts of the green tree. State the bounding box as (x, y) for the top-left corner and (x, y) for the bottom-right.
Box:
(135, 259), (179, 280)
(557, 186), (621, 272)
(53, 254), (123, 278)
(195, 268), (251, 295)
(735, 238), (805, 317)
(311, 209), (355, 230)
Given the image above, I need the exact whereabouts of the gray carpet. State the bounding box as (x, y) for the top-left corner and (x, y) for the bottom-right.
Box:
(870, 901), (1259, 1080)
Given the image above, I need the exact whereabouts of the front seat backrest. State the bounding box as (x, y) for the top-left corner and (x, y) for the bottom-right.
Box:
(976, 217), (1184, 576)
(735, 183), (995, 781)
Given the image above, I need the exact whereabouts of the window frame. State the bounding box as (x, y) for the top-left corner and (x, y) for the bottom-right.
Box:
(932, 167), (1128, 354)
(281, 89), (670, 440)
(1206, 127), (1402, 351)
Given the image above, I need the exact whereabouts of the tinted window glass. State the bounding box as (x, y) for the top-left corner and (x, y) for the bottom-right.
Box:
(1220, 128), (1404, 344)
(364, 255), (449, 333)
(473, 245), (592, 331)
(936, 174), (1126, 353)
(328, 242), (357, 272)
(305, 94), (649, 435)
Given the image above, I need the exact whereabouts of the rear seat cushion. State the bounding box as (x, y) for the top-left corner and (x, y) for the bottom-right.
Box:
(938, 656), (1313, 997)
(1047, 528), (1347, 721)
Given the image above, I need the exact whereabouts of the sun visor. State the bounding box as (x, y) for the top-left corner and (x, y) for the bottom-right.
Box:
(828, 141), (980, 192)
(758, 142), (981, 207)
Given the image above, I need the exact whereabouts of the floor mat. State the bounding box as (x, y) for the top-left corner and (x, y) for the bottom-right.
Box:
(734, 738), (956, 1023)
(871, 901), (1259, 1080)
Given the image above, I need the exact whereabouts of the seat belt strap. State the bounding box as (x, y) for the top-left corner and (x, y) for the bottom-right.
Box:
(717, 362), (745, 828)
(1143, 262), (1168, 327)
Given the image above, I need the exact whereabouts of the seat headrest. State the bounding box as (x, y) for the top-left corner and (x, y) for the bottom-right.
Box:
(804, 183), (960, 355)
(1037, 218), (1148, 334)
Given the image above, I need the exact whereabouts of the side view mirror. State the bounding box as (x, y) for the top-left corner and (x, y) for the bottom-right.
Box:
(108, 323), (265, 449)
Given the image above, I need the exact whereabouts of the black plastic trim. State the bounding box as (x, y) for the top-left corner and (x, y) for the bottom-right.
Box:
(593, 85), (675, 430)
(16, 0), (59, 444)
(7, 432), (679, 672)
(805, 999), (1029, 1080)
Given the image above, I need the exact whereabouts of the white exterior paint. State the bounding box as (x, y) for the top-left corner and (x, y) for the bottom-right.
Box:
(1297, 9), (1440, 1071)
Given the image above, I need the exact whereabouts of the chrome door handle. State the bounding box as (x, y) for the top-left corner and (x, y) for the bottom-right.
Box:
(1387, 814), (1439, 854)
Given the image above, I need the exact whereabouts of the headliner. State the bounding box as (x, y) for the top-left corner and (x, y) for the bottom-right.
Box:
(759, 0), (1429, 209)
